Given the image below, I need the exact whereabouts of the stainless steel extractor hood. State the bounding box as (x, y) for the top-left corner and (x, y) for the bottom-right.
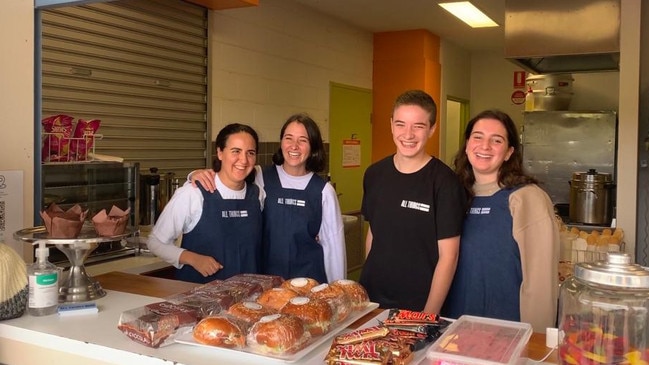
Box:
(504, 0), (620, 74)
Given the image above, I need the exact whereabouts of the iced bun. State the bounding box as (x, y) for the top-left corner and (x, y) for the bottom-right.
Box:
(246, 313), (311, 356)
(227, 301), (275, 326)
(280, 277), (319, 295)
(192, 314), (247, 349)
(280, 296), (333, 336)
(257, 287), (299, 311)
(309, 283), (352, 323)
(330, 279), (370, 310)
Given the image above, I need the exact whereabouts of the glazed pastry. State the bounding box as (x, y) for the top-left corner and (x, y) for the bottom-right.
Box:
(330, 279), (370, 310)
(280, 277), (319, 296)
(192, 314), (247, 349)
(309, 283), (352, 323)
(246, 313), (311, 356)
(280, 296), (333, 336)
(227, 301), (275, 326)
(257, 287), (299, 311)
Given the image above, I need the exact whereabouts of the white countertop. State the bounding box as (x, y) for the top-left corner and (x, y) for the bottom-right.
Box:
(0, 290), (386, 365)
(0, 289), (547, 365)
(84, 254), (169, 276)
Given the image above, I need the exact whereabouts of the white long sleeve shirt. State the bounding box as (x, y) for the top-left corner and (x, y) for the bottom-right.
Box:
(148, 174), (265, 269)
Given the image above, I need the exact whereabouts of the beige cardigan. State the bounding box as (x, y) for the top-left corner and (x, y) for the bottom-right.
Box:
(474, 182), (560, 333)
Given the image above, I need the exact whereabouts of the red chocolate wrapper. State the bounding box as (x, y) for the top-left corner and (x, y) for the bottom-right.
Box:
(385, 308), (440, 324)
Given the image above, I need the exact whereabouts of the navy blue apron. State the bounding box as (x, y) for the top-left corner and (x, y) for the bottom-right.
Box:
(261, 165), (327, 283)
(176, 183), (262, 283)
(442, 187), (522, 321)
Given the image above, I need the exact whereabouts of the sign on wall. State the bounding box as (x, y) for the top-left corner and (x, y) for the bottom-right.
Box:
(342, 139), (361, 168)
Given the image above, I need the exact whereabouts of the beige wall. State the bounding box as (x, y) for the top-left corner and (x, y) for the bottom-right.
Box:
(208, 1), (373, 143)
(440, 39), (471, 164)
(1, 0), (34, 255)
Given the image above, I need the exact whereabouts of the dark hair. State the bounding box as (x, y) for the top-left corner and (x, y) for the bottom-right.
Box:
(271, 113), (326, 173)
(393, 90), (437, 127)
(453, 109), (538, 200)
(212, 123), (259, 185)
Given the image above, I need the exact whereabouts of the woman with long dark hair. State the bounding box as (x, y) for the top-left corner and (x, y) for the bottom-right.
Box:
(442, 110), (559, 332)
(148, 123), (265, 283)
(190, 113), (345, 283)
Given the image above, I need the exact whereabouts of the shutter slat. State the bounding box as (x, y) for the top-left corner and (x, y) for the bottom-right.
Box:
(41, 0), (208, 175)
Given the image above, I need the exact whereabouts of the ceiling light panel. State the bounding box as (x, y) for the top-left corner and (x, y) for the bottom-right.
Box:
(439, 1), (498, 28)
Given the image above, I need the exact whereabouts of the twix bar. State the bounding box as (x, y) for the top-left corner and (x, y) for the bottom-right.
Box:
(335, 326), (390, 345)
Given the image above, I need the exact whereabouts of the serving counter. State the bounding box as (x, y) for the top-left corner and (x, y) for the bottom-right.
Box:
(0, 272), (557, 365)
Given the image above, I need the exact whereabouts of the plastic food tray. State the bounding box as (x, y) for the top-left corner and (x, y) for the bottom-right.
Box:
(425, 315), (532, 365)
(175, 302), (379, 363)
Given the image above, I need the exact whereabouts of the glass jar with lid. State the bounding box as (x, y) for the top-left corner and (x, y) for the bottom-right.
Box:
(558, 253), (649, 365)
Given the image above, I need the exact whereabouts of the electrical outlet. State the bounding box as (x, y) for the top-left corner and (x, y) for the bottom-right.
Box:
(641, 160), (648, 168)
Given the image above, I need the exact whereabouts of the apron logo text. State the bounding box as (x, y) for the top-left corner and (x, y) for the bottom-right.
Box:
(469, 207), (490, 215)
(277, 198), (306, 207)
(221, 210), (249, 218)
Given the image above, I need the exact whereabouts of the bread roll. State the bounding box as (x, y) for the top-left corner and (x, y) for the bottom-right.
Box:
(309, 283), (352, 323)
(281, 277), (319, 295)
(246, 313), (311, 356)
(280, 296), (333, 336)
(227, 301), (275, 326)
(330, 279), (369, 310)
(192, 314), (247, 349)
(257, 287), (299, 311)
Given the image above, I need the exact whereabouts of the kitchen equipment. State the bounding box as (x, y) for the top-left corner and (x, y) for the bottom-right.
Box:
(160, 171), (178, 211)
(505, 0), (620, 74)
(14, 225), (136, 303)
(569, 169), (615, 225)
(140, 167), (161, 226)
(521, 111), (617, 223)
(526, 74), (574, 111)
(40, 161), (139, 266)
(558, 253), (649, 365)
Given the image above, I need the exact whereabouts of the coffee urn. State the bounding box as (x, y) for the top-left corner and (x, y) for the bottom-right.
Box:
(558, 253), (649, 365)
(140, 167), (161, 226)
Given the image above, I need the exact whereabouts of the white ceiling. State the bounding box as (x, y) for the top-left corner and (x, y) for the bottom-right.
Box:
(290, 0), (506, 52)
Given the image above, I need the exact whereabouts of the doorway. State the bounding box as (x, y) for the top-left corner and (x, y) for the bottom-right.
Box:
(328, 83), (372, 213)
(444, 97), (470, 166)
(328, 83), (372, 279)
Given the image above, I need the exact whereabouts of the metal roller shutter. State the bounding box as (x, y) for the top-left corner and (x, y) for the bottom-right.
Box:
(40, 0), (208, 177)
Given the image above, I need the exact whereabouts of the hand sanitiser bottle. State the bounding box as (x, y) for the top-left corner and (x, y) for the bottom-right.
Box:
(28, 241), (59, 316)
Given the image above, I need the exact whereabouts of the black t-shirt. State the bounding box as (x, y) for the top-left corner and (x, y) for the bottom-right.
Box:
(359, 155), (467, 310)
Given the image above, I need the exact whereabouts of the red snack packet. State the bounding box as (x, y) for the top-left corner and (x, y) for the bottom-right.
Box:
(69, 118), (101, 161)
(41, 114), (74, 162)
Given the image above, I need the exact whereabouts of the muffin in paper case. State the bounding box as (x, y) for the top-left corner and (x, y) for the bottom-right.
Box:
(40, 202), (88, 238)
(92, 206), (130, 236)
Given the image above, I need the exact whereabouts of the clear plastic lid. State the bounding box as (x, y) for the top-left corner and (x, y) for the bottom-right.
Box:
(426, 315), (532, 365)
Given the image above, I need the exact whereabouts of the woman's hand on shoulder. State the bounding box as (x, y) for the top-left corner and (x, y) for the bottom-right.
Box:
(190, 169), (217, 192)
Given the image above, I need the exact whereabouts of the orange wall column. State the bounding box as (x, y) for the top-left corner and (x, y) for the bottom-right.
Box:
(372, 29), (441, 162)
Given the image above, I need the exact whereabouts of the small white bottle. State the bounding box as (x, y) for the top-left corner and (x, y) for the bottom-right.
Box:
(27, 241), (59, 316)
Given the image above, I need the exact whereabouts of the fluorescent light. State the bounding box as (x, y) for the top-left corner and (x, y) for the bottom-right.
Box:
(439, 1), (498, 28)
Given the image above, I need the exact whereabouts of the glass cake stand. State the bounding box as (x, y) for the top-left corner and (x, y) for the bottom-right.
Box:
(14, 225), (137, 303)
